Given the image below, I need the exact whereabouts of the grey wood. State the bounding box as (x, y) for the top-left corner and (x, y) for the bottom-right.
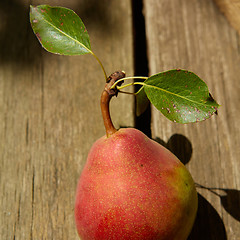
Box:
(0, 0), (134, 239)
(144, 0), (240, 239)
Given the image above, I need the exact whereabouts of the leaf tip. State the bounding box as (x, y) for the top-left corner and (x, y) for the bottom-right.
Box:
(29, 4), (38, 13)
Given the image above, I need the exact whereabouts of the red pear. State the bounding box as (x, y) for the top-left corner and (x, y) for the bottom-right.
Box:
(75, 128), (198, 240)
(75, 71), (198, 240)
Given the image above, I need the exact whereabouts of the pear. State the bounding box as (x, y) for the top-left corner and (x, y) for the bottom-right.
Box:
(75, 71), (198, 240)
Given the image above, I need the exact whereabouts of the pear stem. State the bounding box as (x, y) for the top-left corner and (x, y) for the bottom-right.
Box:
(100, 71), (126, 137)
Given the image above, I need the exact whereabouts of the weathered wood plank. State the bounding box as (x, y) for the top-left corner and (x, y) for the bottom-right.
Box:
(144, 0), (240, 239)
(0, 0), (134, 239)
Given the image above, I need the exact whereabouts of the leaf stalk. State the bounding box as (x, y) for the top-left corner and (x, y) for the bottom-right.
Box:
(90, 51), (108, 80)
(100, 71), (126, 137)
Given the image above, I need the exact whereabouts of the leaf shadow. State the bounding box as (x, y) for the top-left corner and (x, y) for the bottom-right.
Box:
(154, 134), (192, 165)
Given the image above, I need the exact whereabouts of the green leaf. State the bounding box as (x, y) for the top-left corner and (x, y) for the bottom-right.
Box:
(30, 5), (91, 55)
(136, 86), (149, 116)
(143, 69), (219, 123)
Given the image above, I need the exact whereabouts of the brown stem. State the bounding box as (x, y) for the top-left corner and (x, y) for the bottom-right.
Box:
(100, 71), (125, 137)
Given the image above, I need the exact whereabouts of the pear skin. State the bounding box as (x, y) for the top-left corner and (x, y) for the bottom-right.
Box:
(75, 128), (198, 240)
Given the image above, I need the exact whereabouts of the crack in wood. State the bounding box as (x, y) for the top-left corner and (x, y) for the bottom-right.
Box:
(26, 118), (29, 145)
(131, 0), (151, 137)
(30, 168), (35, 240)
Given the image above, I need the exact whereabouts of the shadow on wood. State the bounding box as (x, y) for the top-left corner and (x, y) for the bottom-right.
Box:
(0, 0), (40, 66)
(196, 184), (240, 222)
(154, 134), (192, 165)
(188, 193), (227, 240)
(74, 0), (114, 32)
(0, 0), (117, 68)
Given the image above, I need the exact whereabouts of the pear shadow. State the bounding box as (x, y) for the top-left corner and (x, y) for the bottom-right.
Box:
(188, 193), (227, 240)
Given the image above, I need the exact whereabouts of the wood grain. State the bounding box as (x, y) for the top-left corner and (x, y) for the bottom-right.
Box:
(0, 0), (134, 239)
(144, 0), (240, 239)
(1, 0), (240, 239)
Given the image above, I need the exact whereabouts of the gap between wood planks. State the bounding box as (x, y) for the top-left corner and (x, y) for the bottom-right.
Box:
(131, 0), (152, 138)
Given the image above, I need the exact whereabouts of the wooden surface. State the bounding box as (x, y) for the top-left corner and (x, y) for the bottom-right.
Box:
(144, 0), (240, 239)
(1, 0), (239, 239)
(0, 0), (134, 239)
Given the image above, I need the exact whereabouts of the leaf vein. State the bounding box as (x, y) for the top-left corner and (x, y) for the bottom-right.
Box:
(39, 13), (92, 54)
(144, 83), (209, 107)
